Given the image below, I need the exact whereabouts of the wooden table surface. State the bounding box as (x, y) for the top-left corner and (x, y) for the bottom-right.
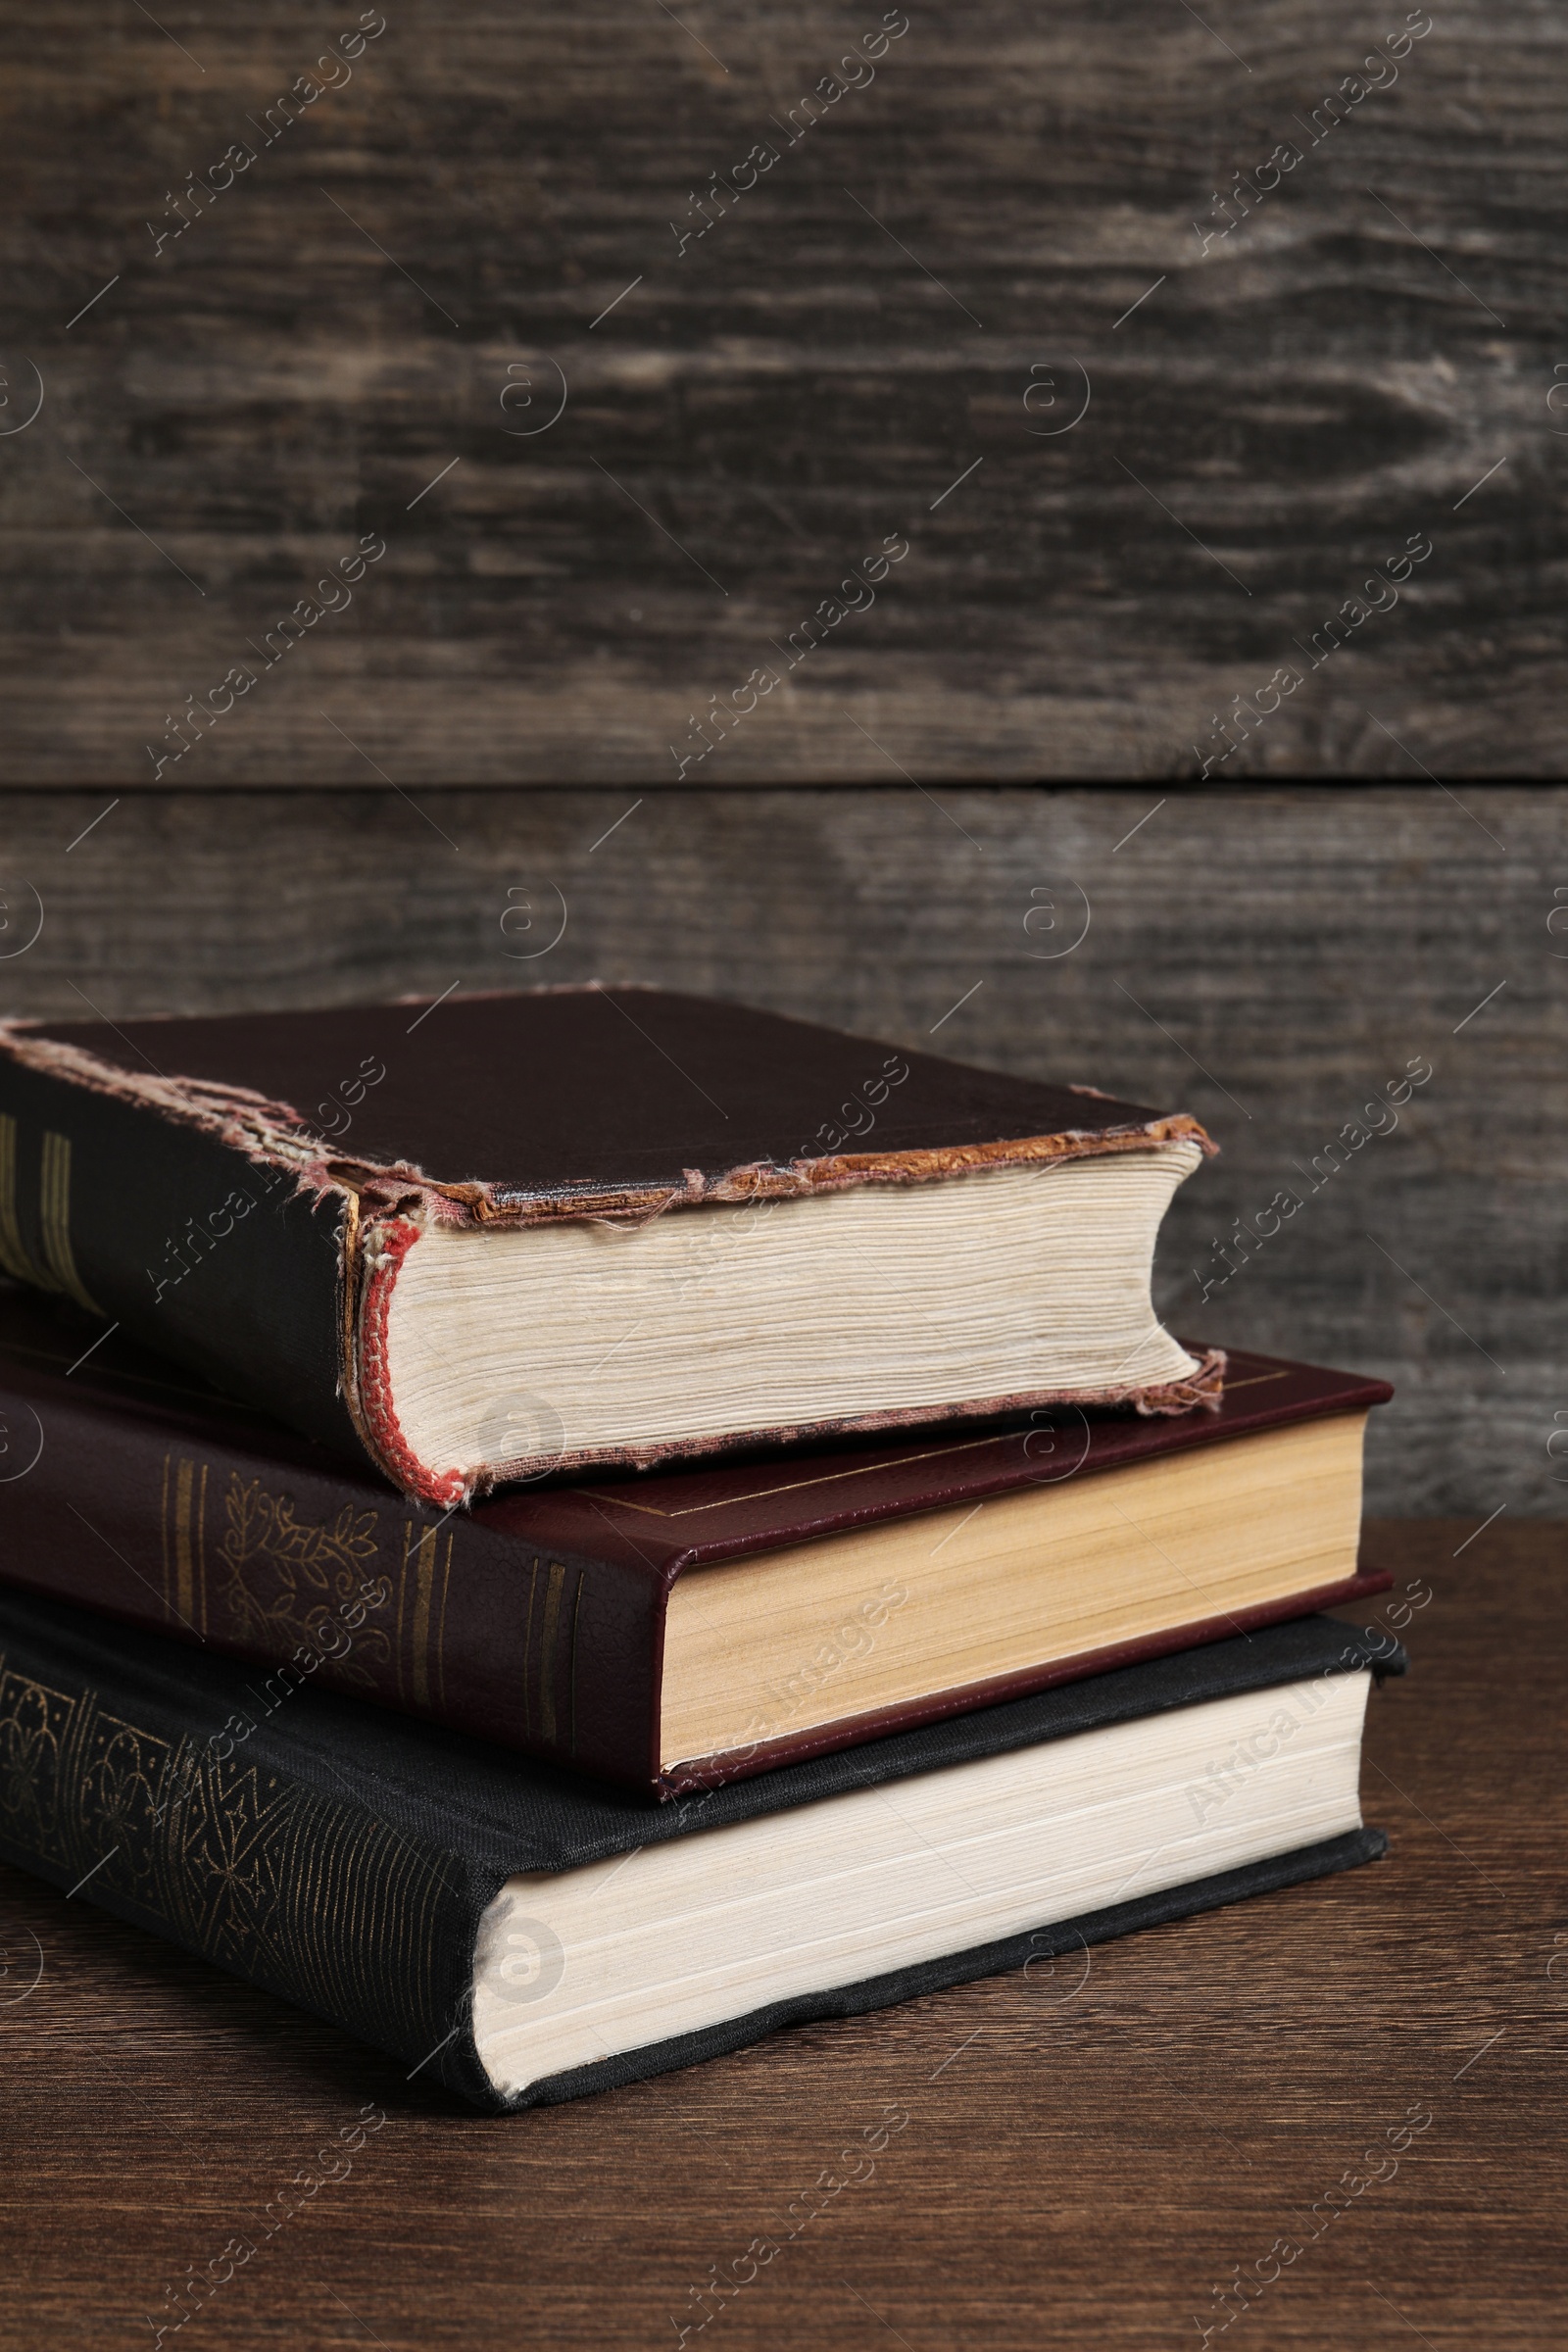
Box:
(1, 1516), (1559, 2349)
(2, 1), (1561, 779)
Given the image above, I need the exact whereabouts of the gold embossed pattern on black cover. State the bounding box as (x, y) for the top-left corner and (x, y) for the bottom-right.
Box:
(0, 1602), (476, 2088)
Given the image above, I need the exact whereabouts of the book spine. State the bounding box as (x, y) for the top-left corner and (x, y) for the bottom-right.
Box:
(0, 1050), (361, 1461)
(0, 1590), (499, 2103)
(0, 1368), (664, 1790)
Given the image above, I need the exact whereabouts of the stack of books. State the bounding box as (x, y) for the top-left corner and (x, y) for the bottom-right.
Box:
(0, 987), (1401, 2111)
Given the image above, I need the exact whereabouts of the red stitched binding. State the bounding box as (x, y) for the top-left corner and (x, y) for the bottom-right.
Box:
(355, 1218), (467, 1507)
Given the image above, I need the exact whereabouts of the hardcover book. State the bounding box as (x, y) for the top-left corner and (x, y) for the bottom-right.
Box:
(0, 988), (1220, 1503)
(0, 1291), (1392, 1794)
(0, 1588), (1402, 2113)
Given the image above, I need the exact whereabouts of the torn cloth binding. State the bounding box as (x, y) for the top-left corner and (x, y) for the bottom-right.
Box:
(0, 988), (1222, 1503)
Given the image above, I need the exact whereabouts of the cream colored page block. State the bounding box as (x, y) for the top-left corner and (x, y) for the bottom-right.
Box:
(471, 1671), (1370, 2093)
(384, 1143), (1203, 1478)
(661, 1413), (1366, 1767)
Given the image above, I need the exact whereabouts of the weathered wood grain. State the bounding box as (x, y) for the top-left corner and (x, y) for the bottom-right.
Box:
(0, 1522), (1559, 2350)
(0, 2), (1561, 779)
(0, 782), (1557, 1515)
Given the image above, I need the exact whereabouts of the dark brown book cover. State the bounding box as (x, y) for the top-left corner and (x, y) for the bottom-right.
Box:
(0, 988), (1218, 1503)
(0, 1289), (1390, 1796)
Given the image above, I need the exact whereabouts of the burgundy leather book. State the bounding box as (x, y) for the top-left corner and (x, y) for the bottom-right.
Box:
(0, 1289), (1390, 1797)
(0, 988), (1219, 1504)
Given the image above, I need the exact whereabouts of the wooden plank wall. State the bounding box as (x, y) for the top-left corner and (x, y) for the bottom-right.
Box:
(0, 0), (1560, 779)
(0, 783), (1557, 1516)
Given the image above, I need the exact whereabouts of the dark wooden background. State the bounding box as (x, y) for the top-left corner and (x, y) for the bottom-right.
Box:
(0, 782), (1559, 1518)
(2, 1523), (1561, 2350)
(1, 0), (1561, 780)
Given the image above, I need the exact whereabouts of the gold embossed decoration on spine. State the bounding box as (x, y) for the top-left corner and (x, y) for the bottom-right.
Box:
(0, 1119), (104, 1310)
(403, 1524), (455, 1713)
(165, 1456), (208, 1638)
(0, 1114), (51, 1287)
(37, 1130), (103, 1313)
(216, 1473), (392, 1688)
(515, 1557), (586, 1755)
(0, 1641), (471, 2071)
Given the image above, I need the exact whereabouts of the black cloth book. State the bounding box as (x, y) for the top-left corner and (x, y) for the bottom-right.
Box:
(0, 1589), (1401, 2112)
